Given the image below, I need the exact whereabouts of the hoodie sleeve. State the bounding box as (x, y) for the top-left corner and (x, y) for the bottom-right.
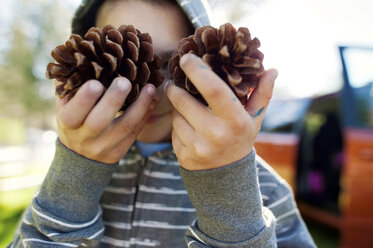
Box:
(8, 139), (117, 248)
(180, 149), (316, 248)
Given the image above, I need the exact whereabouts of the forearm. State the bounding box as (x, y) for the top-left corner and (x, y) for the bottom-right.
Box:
(180, 149), (277, 247)
(8, 139), (118, 247)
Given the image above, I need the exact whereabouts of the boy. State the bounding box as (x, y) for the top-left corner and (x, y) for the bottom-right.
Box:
(9, 0), (316, 247)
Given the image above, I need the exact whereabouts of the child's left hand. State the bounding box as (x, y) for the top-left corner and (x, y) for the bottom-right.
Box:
(166, 53), (278, 171)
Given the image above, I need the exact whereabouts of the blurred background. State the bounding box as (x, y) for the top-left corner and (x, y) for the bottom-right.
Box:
(0, 0), (372, 247)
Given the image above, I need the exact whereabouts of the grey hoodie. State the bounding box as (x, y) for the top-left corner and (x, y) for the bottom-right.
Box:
(8, 0), (316, 247)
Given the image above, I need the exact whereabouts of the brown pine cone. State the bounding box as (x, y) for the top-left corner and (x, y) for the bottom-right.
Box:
(46, 24), (164, 111)
(168, 23), (264, 106)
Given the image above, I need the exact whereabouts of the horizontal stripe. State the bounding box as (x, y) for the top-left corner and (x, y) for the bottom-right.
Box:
(101, 236), (129, 247)
(103, 220), (191, 231)
(262, 194), (269, 200)
(101, 202), (195, 213)
(88, 227), (105, 239)
(47, 228), (104, 240)
(23, 238), (77, 247)
(101, 236), (160, 247)
(119, 156), (142, 166)
(31, 206), (101, 229)
(276, 208), (298, 222)
(260, 182), (278, 187)
(105, 186), (136, 195)
(104, 221), (132, 230)
(101, 204), (134, 212)
(112, 172), (137, 179)
(136, 202), (195, 212)
(258, 171), (272, 176)
(133, 220), (189, 229)
(143, 169), (181, 180)
(267, 193), (291, 209)
(148, 156), (179, 166)
(139, 185), (187, 195)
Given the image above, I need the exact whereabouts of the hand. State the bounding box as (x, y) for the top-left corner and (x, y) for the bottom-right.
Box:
(166, 54), (278, 171)
(56, 77), (156, 164)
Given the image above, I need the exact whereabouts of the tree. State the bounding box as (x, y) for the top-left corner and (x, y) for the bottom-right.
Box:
(0, 0), (76, 128)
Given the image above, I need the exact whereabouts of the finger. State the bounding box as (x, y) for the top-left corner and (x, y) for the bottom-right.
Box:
(171, 129), (188, 164)
(55, 80), (67, 111)
(166, 81), (213, 132)
(245, 68), (278, 127)
(85, 77), (132, 134)
(58, 80), (104, 129)
(108, 83), (156, 141)
(56, 96), (68, 112)
(172, 112), (198, 149)
(179, 53), (243, 117)
(108, 109), (153, 157)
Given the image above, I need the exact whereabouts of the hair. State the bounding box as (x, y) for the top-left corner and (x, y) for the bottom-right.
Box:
(71, 0), (194, 37)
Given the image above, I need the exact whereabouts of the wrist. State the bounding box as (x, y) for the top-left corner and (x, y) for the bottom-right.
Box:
(36, 139), (118, 222)
(180, 149), (267, 242)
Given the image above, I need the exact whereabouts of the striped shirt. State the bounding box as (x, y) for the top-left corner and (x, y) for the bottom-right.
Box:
(8, 141), (315, 247)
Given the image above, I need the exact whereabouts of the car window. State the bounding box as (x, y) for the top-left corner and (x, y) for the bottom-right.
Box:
(342, 47), (373, 128)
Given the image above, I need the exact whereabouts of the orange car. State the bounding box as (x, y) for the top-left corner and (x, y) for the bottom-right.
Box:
(255, 46), (373, 248)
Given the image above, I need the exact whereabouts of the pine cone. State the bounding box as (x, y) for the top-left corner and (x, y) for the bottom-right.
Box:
(46, 24), (164, 111)
(168, 23), (264, 105)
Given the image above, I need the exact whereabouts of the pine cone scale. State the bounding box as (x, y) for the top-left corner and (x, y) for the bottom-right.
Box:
(139, 42), (154, 63)
(52, 45), (75, 65)
(169, 23), (264, 106)
(91, 62), (103, 79)
(46, 24), (164, 110)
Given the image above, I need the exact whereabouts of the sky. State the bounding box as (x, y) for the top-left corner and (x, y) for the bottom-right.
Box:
(1, 0), (372, 98)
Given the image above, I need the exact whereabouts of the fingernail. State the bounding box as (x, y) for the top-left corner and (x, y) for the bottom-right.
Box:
(271, 69), (279, 80)
(89, 81), (102, 93)
(116, 77), (130, 91)
(180, 53), (196, 66)
(147, 84), (156, 96)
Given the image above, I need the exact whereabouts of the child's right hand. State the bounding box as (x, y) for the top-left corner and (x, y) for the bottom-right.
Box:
(56, 77), (156, 164)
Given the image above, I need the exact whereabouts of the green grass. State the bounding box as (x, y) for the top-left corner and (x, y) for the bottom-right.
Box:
(0, 187), (37, 248)
(305, 218), (340, 248)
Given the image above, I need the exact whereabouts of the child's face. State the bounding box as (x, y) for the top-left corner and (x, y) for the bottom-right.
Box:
(96, 0), (193, 143)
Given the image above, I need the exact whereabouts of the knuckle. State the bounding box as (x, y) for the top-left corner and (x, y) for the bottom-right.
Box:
(120, 119), (137, 136)
(174, 94), (188, 110)
(107, 94), (124, 108)
(193, 143), (210, 161)
(172, 114), (183, 127)
(205, 86), (221, 100)
(58, 111), (78, 129)
(208, 127), (226, 144)
(85, 122), (104, 135)
(230, 116), (246, 131)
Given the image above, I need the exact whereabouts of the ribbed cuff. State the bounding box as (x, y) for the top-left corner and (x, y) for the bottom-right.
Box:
(36, 139), (118, 222)
(180, 149), (268, 242)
